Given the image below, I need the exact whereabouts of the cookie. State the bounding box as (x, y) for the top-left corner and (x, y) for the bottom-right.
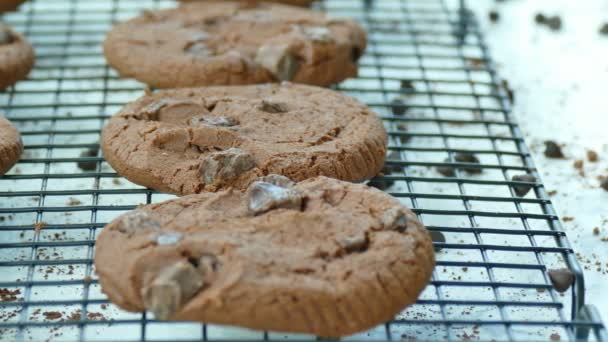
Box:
(0, 24), (35, 90)
(0, 0), (25, 12)
(101, 83), (387, 195)
(94, 175), (435, 337)
(103, 2), (366, 88)
(179, 0), (315, 6)
(0, 116), (23, 176)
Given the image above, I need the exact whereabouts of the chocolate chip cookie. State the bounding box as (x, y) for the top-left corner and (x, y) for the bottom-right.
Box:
(0, 24), (35, 90)
(94, 176), (435, 337)
(101, 83), (387, 195)
(103, 2), (366, 88)
(0, 0), (25, 12)
(0, 116), (23, 176)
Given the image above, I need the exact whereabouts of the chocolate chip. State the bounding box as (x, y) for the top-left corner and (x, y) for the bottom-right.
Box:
(587, 150), (599, 162)
(548, 268), (575, 293)
(534, 13), (546, 24)
(511, 174), (537, 197)
(438, 153), (482, 176)
(351, 46), (363, 62)
(367, 178), (393, 191)
(255, 44), (299, 81)
(247, 180), (302, 215)
(381, 208), (408, 233)
(77, 148), (98, 171)
(189, 116), (238, 127)
(185, 41), (213, 57)
(259, 100), (289, 113)
(400, 80), (415, 93)
(489, 10), (499, 22)
(141, 260), (204, 320)
(601, 177), (608, 191)
(200, 148), (256, 185)
(600, 23), (608, 36)
(429, 231), (445, 252)
(0, 27), (14, 45)
(339, 234), (368, 253)
(257, 174), (295, 188)
(155, 232), (183, 246)
(546, 16), (562, 31)
(544, 141), (564, 159)
(301, 26), (333, 42)
(391, 98), (407, 115)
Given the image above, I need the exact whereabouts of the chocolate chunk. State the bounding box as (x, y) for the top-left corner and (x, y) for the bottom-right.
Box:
(367, 178), (393, 191)
(381, 208), (408, 233)
(141, 260), (204, 320)
(601, 177), (608, 191)
(429, 231), (445, 252)
(156, 232), (183, 246)
(438, 153), (482, 176)
(400, 80), (415, 94)
(534, 13), (546, 24)
(600, 23), (608, 36)
(77, 148), (99, 171)
(200, 148), (256, 185)
(0, 27), (14, 45)
(339, 233), (368, 253)
(501, 80), (514, 104)
(189, 116), (238, 127)
(117, 211), (161, 236)
(489, 10), (499, 22)
(301, 26), (333, 42)
(258, 174), (295, 188)
(255, 44), (299, 81)
(259, 100), (289, 113)
(247, 180), (303, 215)
(544, 141), (564, 159)
(511, 174), (537, 197)
(185, 41), (214, 57)
(547, 268), (574, 293)
(546, 16), (562, 31)
(351, 46), (362, 62)
(391, 98), (407, 115)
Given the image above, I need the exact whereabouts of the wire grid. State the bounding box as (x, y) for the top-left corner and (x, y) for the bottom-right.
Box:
(0, 0), (606, 341)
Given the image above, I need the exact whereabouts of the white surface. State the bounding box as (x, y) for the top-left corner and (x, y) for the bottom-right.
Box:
(471, 0), (608, 325)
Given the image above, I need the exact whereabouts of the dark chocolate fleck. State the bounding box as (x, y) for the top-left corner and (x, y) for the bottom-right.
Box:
(535, 13), (547, 24)
(600, 177), (608, 191)
(77, 148), (98, 171)
(600, 23), (608, 36)
(548, 268), (574, 293)
(400, 79), (415, 94)
(489, 10), (499, 22)
(438, 153), (482, 177)
(546, 16), (562, 31)
(511, 174), (537, 197)
(390, 98), (407, 116)
(544, 141), (564, 159)
(430, 231), (445, 252)
(351, 46), (362, 62)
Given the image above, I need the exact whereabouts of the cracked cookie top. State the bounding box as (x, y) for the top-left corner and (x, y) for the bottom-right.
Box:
(94, 176), (435, 337)
(101, 83), (387, 195)
(103, 1), (366, 88)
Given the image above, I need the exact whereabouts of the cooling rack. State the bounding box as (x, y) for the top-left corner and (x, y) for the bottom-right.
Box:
(0, 0), (606, 341)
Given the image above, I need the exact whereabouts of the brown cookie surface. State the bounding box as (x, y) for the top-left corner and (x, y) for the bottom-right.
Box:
(103, 2), (366, 88)
(101, 83), (387, 195)
(94, 176), (435, 337)
(0, 24), (35, 90)
(0, 116), (23, 176)
(0, 0), (25, 12)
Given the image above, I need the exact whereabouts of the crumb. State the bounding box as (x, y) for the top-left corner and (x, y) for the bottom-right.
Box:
(0, 288), (21, 302)
(77, 148), (99, 171)
(42, 311), (62, 320)
(489, 10), (499, 22)
(550, 333), (561, 341)
(501, 79), (514, 103)
(563, 217), (574, 222)
(544, 141), (564, 159)
(34, 222), (47, 234)
(587, 150), (598, 162)
(87, 312), (105, 320)
(600, 23), (608, 36)
(67, 198), (82, 206)
(546, 16), (562, 31)
(573, 160), (583, 170)
(468, 57), (485, 68)
(548, 190), (558, 196)
(534, 13), (546, 24)
(83, 276), (92, 284)
(594, 227), (600, 235)
(112, 178), (122, 185)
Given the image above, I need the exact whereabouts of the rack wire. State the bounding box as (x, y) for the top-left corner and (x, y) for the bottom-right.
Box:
(0, 0), (606, 341)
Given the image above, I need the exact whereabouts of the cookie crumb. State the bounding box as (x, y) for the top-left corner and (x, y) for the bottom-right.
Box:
(573, 159), (583, 170)
(67, 198), (82, 206)
(535, 13), (546, 24)
(550, 333), (561, 341)
(511, 174), (536, 197)
(601, 177), (608, 191)
(547, 190), (558, 196)
(548, 268), (574, 293)
(562, 216), (574, 222)
(34, 222), (47, 234)
(77, 148), (99, 171)
(587, 150), (598, 162)
(43, 311), (62, 320)
(390, 98), (407, 115)
(489, 10), (499, 22)
(599, 23), (608, 36)
(593, 227), (600, 236)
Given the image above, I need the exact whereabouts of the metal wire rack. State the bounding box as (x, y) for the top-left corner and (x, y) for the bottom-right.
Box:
(0, 0), (606, 341)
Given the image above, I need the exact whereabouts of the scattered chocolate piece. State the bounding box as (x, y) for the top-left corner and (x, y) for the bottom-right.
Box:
(511, 174), (536, 197)
(489, 10), (499, 22)
(255, 44), (299, 81)
(43, 311), (62, 320)
(381, 208), (408, 233)
(339, 234), (369, 253)
(437, 153), (481, 177)
(247, 179), (303, 215)
(550, 333), (561, 341)
(587, 150), (598, 162)
(200, 148), (256, 185)
(601, 177), (608, 191)
(546, 16), (562, 31)
(547, 190), (558, 196)
(600, 23), (608, 36)
(562, 216), (574, 222)
(429, 231), (445, 252)
(535, 13), (547, 24)
(548, 268), (575, 293)
(544, 141), (564, 159)
(189, 116), (238, 127)
(77, 148), (99, 171)
(259, 100), (289, 113)
(400, 79), (415, 94)
(573, 159), (583, 170)
(0, 27), (14, 45)
(390, 98), (407, 115)
(593, 227), (600, 236)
